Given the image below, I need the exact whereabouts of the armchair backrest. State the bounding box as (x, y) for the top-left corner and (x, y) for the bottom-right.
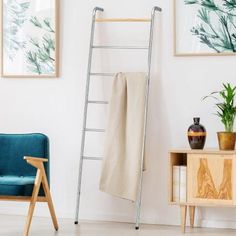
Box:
(0, 133), (49, 178)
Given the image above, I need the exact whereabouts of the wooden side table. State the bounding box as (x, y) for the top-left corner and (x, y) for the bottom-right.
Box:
(169, 149), (236, 233)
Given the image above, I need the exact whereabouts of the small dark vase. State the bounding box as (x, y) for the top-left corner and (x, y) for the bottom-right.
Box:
(187, 117), (206, 149)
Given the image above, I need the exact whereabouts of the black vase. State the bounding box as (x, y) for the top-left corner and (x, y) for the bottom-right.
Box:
(187, 117), (206, 149)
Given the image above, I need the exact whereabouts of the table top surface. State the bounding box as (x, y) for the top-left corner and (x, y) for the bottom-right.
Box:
(169, 148), (236, 155)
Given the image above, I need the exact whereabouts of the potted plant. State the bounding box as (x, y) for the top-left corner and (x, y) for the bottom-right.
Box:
(204, 83), (236, 150)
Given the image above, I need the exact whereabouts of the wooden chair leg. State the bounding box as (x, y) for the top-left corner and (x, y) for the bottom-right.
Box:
(189, 206), (195, 228)
(24, 157), (59, 232)
(23, 169), (42, 236)
(41, 166), (59, 231)
(180, 205), (187, 233)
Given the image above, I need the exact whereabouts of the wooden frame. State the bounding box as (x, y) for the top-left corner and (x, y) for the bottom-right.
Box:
(173, 0), (236, 57)
(0, 156), (58, 236)
(1, 0), (60, 78)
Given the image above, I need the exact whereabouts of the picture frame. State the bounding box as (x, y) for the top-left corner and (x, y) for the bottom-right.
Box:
(174, 0), (236, 56)
(1, 0), (60, 78)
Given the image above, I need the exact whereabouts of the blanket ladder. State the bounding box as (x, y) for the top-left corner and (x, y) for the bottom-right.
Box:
(74, 6), (162, 229)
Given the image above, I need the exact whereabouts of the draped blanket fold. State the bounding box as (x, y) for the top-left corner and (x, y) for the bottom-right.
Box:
(99, 72), (147, 201)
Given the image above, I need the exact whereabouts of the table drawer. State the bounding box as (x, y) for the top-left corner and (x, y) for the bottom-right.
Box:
(187, 154), (234, 205)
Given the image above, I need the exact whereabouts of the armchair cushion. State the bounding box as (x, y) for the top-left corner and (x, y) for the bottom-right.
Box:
(0, 175), (35, 196)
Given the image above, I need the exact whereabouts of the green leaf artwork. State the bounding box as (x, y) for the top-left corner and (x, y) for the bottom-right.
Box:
(184, 0), (236, 53)
(26, 16), (55, 75)
(3, 0), (30, 60)
(2, 0), (57, 77)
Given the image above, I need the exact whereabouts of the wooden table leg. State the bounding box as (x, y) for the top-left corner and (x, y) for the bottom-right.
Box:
(189, 206), (195, 228)
(180, 205), (187, 233)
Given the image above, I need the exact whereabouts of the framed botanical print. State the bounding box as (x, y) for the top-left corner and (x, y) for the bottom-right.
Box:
(174, 0), (236, 56)
(1, 0), (59, 77)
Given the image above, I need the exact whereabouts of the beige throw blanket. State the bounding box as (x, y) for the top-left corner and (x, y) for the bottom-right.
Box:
(99, 72), (147, 201)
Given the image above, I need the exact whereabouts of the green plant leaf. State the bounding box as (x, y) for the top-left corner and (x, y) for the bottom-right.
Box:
(204, 83), (236, 132)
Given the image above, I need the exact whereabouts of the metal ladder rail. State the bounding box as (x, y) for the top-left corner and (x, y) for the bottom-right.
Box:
(74, 6), (162, 227)
(135, 6), (161, 230)
(74, 7), (104, 225)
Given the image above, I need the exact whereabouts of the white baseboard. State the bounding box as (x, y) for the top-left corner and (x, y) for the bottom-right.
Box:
(1, 205), (236, 230)
(77, 213), (236, 230)
(0, 204), (74, 219)
(200, 219), (236, 229)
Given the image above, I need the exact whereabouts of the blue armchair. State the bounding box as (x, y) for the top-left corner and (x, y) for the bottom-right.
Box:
(0, 133), (58, 236)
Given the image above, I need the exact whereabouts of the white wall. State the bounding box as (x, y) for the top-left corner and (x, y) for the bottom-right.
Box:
(1, 0), (236, 229)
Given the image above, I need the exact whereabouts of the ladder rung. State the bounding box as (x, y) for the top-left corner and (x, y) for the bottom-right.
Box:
(83, 156), (103, 161)
(88, 100), (109, 104)
(93, 46), (149, 50)
(90, 73), (115, 77)
(85, 128), (105, 132)
(95, 18), (151, 23)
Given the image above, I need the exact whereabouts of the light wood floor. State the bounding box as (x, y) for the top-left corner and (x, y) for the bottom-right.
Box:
(0, 215), (236, 236)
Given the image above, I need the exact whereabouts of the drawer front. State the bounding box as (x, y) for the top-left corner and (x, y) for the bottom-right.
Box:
(187, 154), (234, 205)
